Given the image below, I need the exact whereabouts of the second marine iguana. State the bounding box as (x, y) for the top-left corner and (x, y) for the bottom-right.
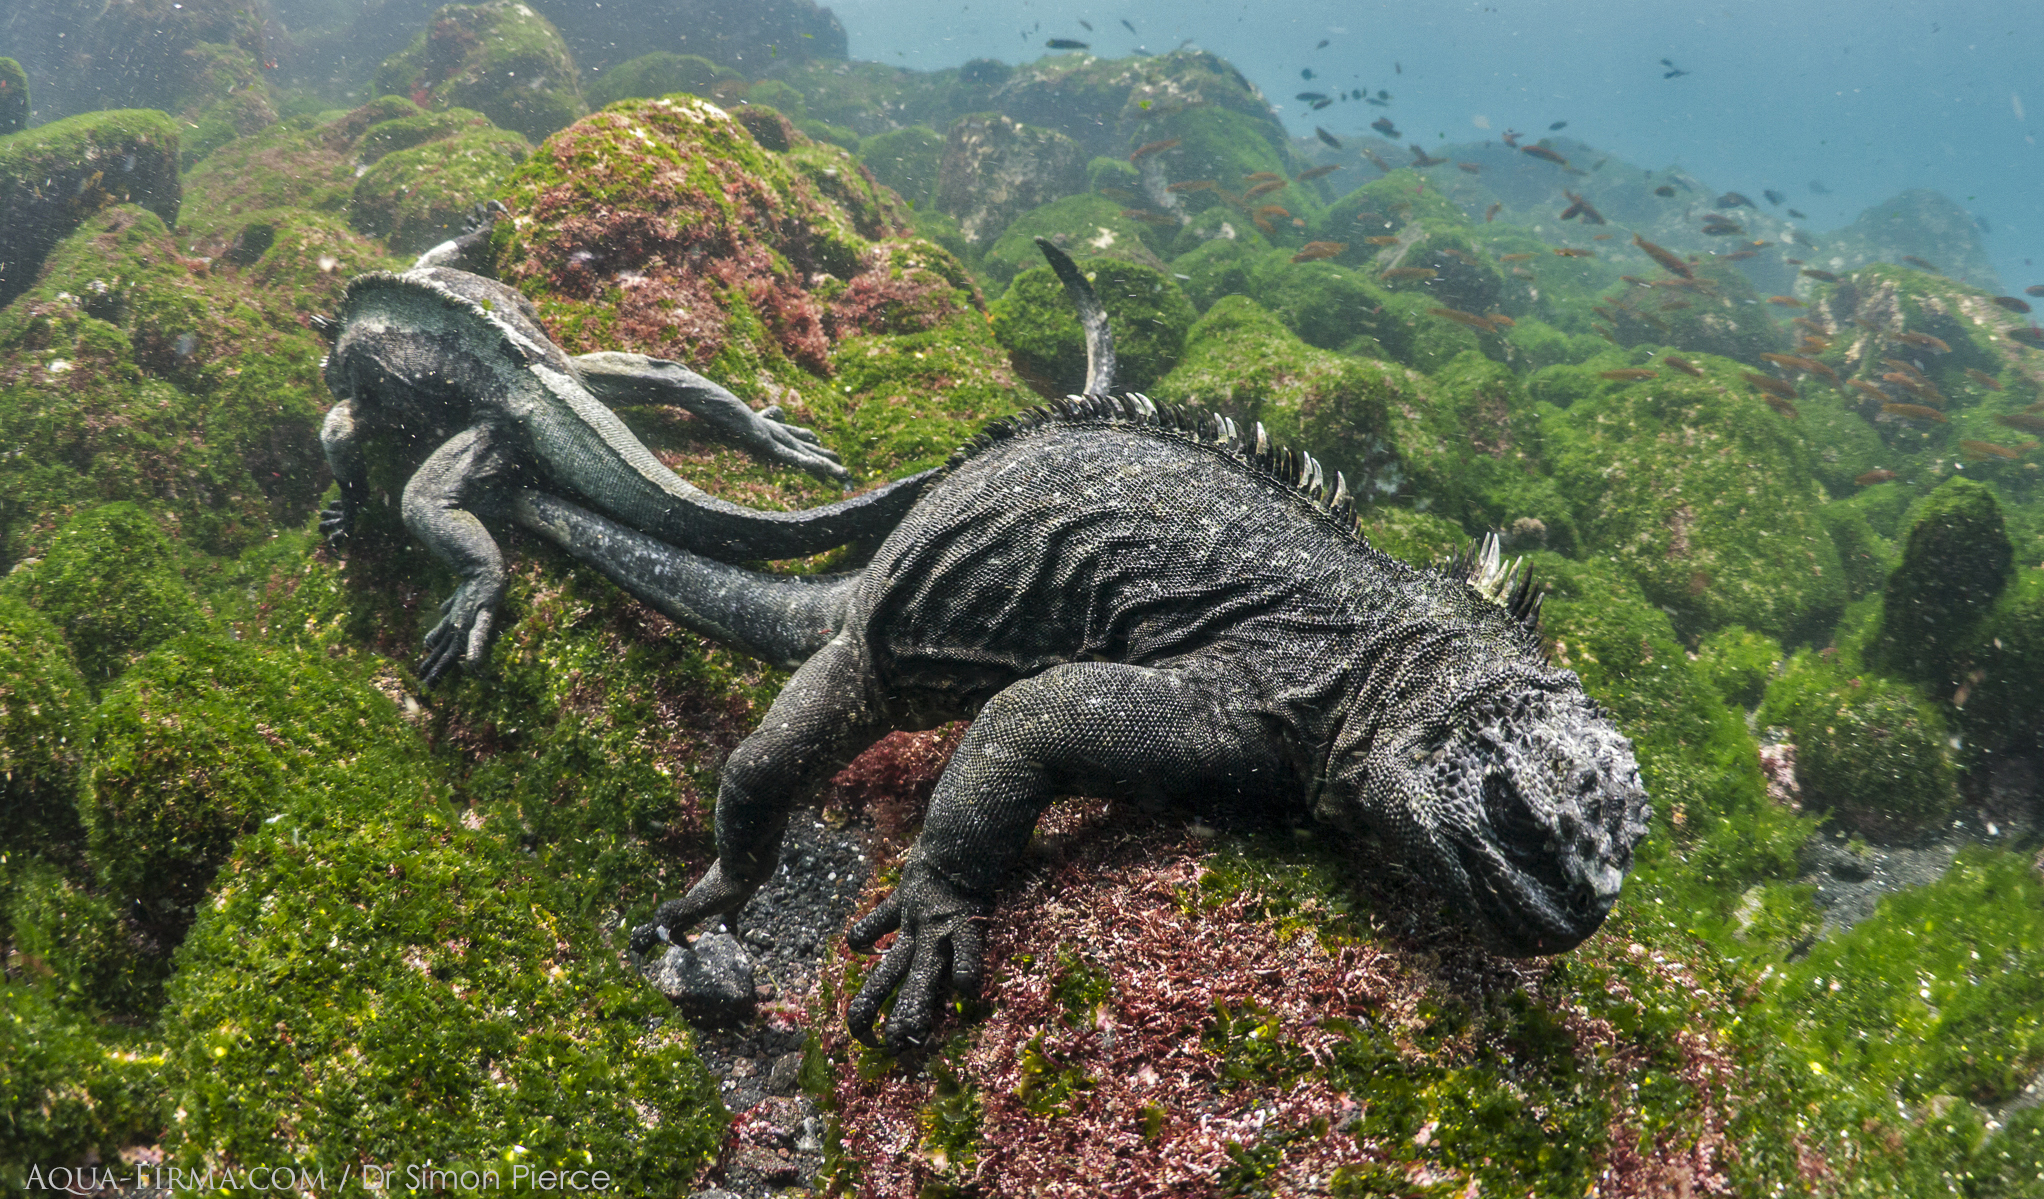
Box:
(317, 264), (932, 684)
(519, 396), (1653, 1051)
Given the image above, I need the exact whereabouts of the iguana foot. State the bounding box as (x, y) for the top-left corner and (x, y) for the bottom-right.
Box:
(844, 862), (989, 1053)
(628, 860), (756, 957)
(318, 502), (352, 547)
(751, 404), (849, 484)
(417, 582), (498, 687)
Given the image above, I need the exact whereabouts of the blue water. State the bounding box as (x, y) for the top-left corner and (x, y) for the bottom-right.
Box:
(834, 0), (2044, 293)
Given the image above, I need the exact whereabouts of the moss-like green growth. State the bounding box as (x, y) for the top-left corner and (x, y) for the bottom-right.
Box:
(813, 313), (1028, 480)
(1085, 155), (1140, 197)
(4, 859), (148, 1015)
(1952, 569), (2044, 756)
(1, 502), (208, 687)
(1388, 352), (1578, 552)
(1243, 250), (1407, 358)
(80, 634), (433, 950)
(354, 106), (496, 164)
(1815, 498), (1894, 601)
(1693, 625), (1782, 709)
(1757, 651), (1959, 842)
(0, 982), (162, 1189)
(350, 125), (530, 253)
(0, 596), (89, 857)
(160, 810), (726, 1185)
(1169, 232), (1262, 311)
(989, 259), (1195, 392)
(171, 41), (278, 169)
(1876, 476), (2012, 685)
(1502, 317), (1606, 370)
(586, 52), (740, 110)
(0, 109), (182, 307)
(1539, 358), (1846, 645)
(1598, 259), (1788, 364)
(859, 125), (944, 207)
(0, 57), (26, 136)
(981, 194), (1167, 293)
(1353, 506), (1469, 567)
(373, 0), (588, 143)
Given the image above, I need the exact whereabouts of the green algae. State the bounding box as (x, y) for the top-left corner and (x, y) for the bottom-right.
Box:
(989, 258), (1195, 393)
(0, 108), (183, 307)
(0, 57), (25, 136)
(373, 0), (588, 143)
(0, 982), (162, 1190)
(859, 125), (945, 208)
(586, 52), (741, 110)
(1877, 476), (2013, 686)
(0, 595), (89, 859)
(1758, 650), (1960, 843)
(980, 193), (1167, 293)
(1693, 625), (1784, 709)
(350, 125), (530, 254)
(354, 106), (498, 165)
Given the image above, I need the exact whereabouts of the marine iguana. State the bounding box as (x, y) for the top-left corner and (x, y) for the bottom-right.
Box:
(317, 263), (932, 684)
(519, 393), (1652, 1051)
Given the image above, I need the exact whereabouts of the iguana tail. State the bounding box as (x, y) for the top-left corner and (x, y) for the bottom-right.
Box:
(1033, 237), (1117, 394)
(513, 490), (860, 669)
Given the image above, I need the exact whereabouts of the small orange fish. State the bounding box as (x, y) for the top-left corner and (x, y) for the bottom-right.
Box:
(1847, 380), (1889, 404)
(1499, 252), (1536, 262)
(1512, 267), (1536, 278)
(1801, 268), (1841, 283)
(1600, 368), (1658, 381)
(1458, 162), (1483, 174)
(1766, 295), (1805, 307)
(1798, 336), (1832, 353)
(1761, 395), (1799, 419)
(1720, 250), (1758, 260)
(1791, 317), (1826, 333)
(1363, 235), (1402, 245)
(1659, 300), (1691, 311)
(1997, 412), (2044, 433)
(1255, 203), (1291, 219)
(1253, 215), (1275, 236)
(1291, 241), (1348, 263)
(1430, 306), (1497, 333)
(1744, 372), (1798, 399)
(1895, 331), (1951, 352)
(1554, 247), (1596, 258)
(1166, 179), (1217, 193)
(1880, 358), (1926, 380)
(1595, 327), (1619, 344)
(1592, 233), (1614, 241)
(1484, 311), (1515, 328)
(1361, 148), (1393, 173)
(1882, 402), (1948, 423)
(1960, 439), (2023, 460)
(1295, 165), (1339, 182)
(1121, 208), (1179, 226)
(1381, 267), (1438, 281)
(1408, 144), (1448, 167)
(1992, 295), (2034, 314)
(1633, 234), (1693, 279)
(1968, 368), (2003, 390)
(1521, 144), (1569, 166)
(1855, 469), (1898, 486)
(1559, 190), (1607, 225)
(1245, 179), (1289, 199)
(1902, 255), (1939, 272)
(1129, 137), (1180, 161)
(1244, 171), (1284, 183)
(1485, 201), (1502, 222)
(1661, 355), (1704, 377)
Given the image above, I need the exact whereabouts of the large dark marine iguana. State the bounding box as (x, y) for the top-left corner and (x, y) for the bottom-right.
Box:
(317, 251), (932, 684)
(513, 246), (1652, 1052)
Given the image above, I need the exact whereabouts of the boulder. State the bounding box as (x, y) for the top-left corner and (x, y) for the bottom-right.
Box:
(1820, 189), (2001, 294)
(586, 52), (742, 109)
(0, 109), (181, 308)
(981, 193), (1167, 291)
(0, 56), (26, 135)
(990, 258), (1195, 393)
(534, 0), (848, 75)
(0, 0), (268, 121)
(935, 113), (1086, 248)
(373, 0), (588, 143)
(1877, 476), (2012, 685)
(349, 124), (529, 253)
(0, 594), (88, 857)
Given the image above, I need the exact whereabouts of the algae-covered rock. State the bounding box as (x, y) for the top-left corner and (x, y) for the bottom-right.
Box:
(1954, 569), (2044, 756)
(1877, 476), (2012, 685)
(0, 982), (161, 1186)
(0, 502), (207, 688)
(353, 105), (497, 164)
(1599, 259), (1789, 365)
(0, 56), (28, 135)
(1758, 651), (1960, 842)
(373, 0), (588, 143)
(539, 0), (848, 75)
(1170, 233), (1262, 311)
(1392, 352), (1578, 552)
(586, 51), (741, 109)
(935, 112), (1086, 248)
(990, 258), (1195, 393)
(160, 795), (727, 1184)
(0, 594), (88, 856)
(1694, 625), (1783, 709)
(981, 194), (1168, 292)
(988, 48), (1290, 172)
(1540, 357), (1845, 645)
(0, 0), (267, 121)
(859, 124), (945, 208)
(1821, 189), (2001, 294)
(350, 125), (530, 253)
(0, 109), (181, 308)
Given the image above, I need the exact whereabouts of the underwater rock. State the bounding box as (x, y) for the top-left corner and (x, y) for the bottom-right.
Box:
(1877, 476), (2012, 685)
(0, 56), (27, 135)
(1693, 625), (1784, 709)
(586, 51), (743, 109)
(349, 123), (529, 253)
(0, 109), (181, 308)
(645, 930), (759, 1026)
(935, 112), (1087, 249)
(0, 593), (88, 857)
(1821, 189), (2002, 294)
(858, 124), (945, 209)
(1601, 259), (1788, 365)
(988, 48), (1287, 170)
(0, 0), (268, 122)
(1956, 570), (2044, 757)
(536, 0), (848, 76)
(980, 194), (1166, 292)
(373, 0), (588, 143)
(989, 258), (1194, 393)
(1758, 651), (1960, 844)
(1539, 351), (1845, 645)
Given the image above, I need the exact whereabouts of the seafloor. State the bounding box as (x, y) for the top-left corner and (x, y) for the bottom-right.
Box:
(5, 2), (2044, 1196)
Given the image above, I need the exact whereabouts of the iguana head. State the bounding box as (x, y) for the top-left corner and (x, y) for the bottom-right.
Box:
(1326, 685), (1651, 956)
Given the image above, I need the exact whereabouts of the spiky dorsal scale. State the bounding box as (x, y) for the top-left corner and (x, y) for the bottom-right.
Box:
(335, 269), (547, 368)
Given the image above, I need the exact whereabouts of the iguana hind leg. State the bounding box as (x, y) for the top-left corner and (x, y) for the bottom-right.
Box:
(630, 636), (894, 951)
(844, 659), (1285, 1051)
(572, 351), (849, 485)
(402, 423), (520, 685)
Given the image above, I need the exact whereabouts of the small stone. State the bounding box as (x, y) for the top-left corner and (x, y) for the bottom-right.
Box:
(767, 1051), (804, 1095)
(728, 1143), (802, 1187)
(645, 931), (758, 1027)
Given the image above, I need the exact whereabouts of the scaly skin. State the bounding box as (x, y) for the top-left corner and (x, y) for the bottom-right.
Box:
(529, 396), (1653, 1054)
(318, 265), (930, 684)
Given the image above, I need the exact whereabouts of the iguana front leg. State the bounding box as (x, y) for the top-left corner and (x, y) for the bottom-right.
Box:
(572, 351), (850, 485)
(401, 423), (520, 685)
(845, 659), (1286, 1052)
(318, 398), (369, 546)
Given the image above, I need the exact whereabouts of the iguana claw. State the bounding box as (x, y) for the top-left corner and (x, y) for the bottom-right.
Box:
(417, 582), (497, 687)
(317, 502), (352, 546)
(844, 863), (989, 1052)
